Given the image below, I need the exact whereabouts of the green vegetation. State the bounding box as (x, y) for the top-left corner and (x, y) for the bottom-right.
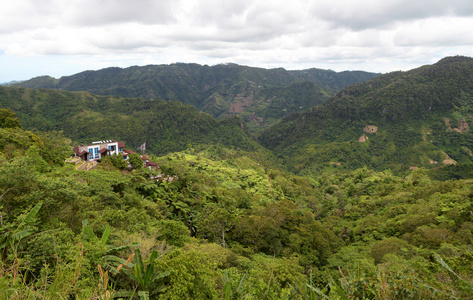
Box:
(128, 153), (144, 170)
(1, 109), (473, 299)
(13, 63), (378, 129)
(1, 56), (473, 298)
(0, 86), (263, 155)
(260, 56), (473, 174)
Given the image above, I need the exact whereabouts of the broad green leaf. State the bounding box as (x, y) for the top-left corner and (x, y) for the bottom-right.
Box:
(11, 228), (34, 243)
(101, 225), (111, 245)
(82, 225), (97, 241)
(22, 201), (43, 225)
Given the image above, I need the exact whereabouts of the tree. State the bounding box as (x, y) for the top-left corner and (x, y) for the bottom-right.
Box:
(129, 153), (143, 169)
(0, 108), (21, 129)
(25, 145), (51, 173)
(197, 204), (235, 248)
(108, 154), (127, 170)
(155, 247), (221, 300)
(35, 130), (72, 166)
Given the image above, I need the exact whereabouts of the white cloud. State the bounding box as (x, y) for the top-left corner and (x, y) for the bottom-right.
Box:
(309, 0), (473, 30)
(0, 1), (58, 33)
(64, 0), (179, 26)
(394, 17), (473, 46)
(1, 0), (473, 82)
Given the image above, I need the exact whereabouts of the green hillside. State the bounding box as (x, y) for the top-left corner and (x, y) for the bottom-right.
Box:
(4, 56), (473, 299)
(1, 110), (473, 299)
(289, 68), (379, 91)
(0, 86), (263, 155)
(13, 63), (379, 129)
(259, 56), (473, 174)
(4, 56), (473, 175)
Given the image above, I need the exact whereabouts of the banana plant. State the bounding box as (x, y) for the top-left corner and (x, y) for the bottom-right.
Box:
(82, 219), (138, 251)
(0, 201), (43, 256)
(221, 270), (249, 300)
(288, 271), (347, 300)
(81, 219), (138, 272)
(120, 248), (170, 300)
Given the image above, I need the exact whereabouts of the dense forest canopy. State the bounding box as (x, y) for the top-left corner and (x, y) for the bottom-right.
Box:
(260, 56), (473, 174)
(0, 86), (266, 156)
(1, 56), (473, 299)
(12, 63), (379, 130)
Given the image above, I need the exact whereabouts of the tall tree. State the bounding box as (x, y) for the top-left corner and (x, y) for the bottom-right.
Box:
(0, 108), (21, 129)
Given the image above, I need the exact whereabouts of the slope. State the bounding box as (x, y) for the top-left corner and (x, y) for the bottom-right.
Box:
(259, 56), (473, 173)
(0, 86), (262, 155)
(2, 114), (473, 298)
(13, 63), (379, 128)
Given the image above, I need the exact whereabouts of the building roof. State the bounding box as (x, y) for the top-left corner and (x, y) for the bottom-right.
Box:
(145, 161), (159, 167)
(98, 148), (111, 154)
(123, 148), (136, 154)
(92, 139), (115, 144)
(117, 141), (125, 148)
(78, 150), (90, 156)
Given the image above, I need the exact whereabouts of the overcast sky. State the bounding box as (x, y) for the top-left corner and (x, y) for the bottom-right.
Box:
(1, 0), (473, 83)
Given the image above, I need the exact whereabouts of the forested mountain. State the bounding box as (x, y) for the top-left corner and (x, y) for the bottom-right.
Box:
(260, 56), (473, 174)
(0, 80), (23, 86)
(2, 109), (473, 299)
(2, 57), (473, 299)
(4, 56), (473, 175)
(13, 63), (379, 129)
(0, 86), (264, 155)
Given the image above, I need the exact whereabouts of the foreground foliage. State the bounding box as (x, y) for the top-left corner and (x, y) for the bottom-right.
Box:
(0, 111), (472, 299)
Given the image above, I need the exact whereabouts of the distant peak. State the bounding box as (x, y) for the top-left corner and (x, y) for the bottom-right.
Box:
(436, 55), (473, 65)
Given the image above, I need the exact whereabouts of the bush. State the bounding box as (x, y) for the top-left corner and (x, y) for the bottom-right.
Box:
(157, 220), (191, 247)
(371, 237), (409, 264)
(108, 154), (127, 170)
(128, 153), (143, 169)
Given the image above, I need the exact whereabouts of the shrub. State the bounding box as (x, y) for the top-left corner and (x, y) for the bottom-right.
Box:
(371, 237), (409, 264)
(128, 153), (143, 169)
(109, 154), (127, 170)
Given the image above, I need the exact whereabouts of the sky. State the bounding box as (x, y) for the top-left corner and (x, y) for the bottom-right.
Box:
(1, 0), (473, 83)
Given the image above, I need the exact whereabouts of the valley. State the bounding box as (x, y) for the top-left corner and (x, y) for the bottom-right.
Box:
(1, 57), (473, 299)
(13, 63), (378, 130)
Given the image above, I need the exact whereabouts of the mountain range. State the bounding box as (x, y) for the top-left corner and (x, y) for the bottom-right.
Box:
(0, 87), (264, 156)
(3, 57), (473, 298)
(259, 55), (473, 174)
(3, 56), (473, 175)
(13, 63), (379, 129)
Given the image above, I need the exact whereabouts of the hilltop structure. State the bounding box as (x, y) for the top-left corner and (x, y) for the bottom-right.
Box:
(73, 140), (135, 161)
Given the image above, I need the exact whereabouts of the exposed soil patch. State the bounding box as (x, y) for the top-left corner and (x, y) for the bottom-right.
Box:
(248, 115), (263, 123)
(359, 125), (377, 142)
(363, 125), (378, 134)
(443, 157), (457, 165)
(462, 146), (473, 157)
(444, 118), (469, 133)
(444, 118), (452, 129)
(229, 94), (254, 113)
(454, 120), (469, 133)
